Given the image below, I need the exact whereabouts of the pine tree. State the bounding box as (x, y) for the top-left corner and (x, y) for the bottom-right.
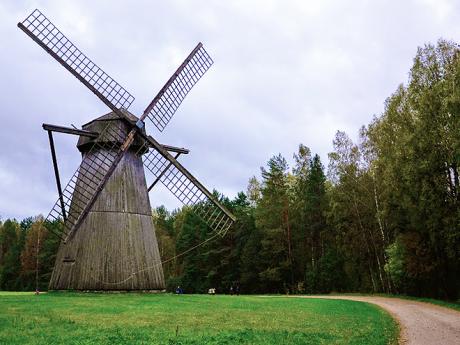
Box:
(256, 154), (294, 292)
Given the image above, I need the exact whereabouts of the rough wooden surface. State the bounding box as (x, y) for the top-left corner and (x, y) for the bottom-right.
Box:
(49, 116), (165, 290)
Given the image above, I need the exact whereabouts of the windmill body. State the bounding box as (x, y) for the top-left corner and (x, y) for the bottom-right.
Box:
(18, 9), (236, 291)
(49, 112), (165, 290)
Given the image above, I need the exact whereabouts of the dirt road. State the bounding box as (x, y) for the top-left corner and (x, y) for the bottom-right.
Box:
(301, 295), (460, 345)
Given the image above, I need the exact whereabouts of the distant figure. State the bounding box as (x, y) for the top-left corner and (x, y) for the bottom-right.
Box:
(230, 285), (234, 295)
(35, 289), (40, 295)
(208, 288), (216, 295)
(175, 286), (183, 294)
(235, 284), (240, 295)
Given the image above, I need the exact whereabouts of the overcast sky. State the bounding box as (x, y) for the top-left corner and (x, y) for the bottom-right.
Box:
(0, 0), (459, 220)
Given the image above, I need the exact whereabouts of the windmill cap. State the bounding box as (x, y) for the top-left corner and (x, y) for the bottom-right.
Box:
(77, 110), (147, 153)
(82, 109), (139, 126)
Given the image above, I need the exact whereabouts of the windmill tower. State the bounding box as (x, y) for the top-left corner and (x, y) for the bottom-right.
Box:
(18, 9), (235, 291)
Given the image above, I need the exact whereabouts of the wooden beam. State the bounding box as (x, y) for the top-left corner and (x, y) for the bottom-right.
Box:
(43, 123), (99, 138)
(159, 143), (189, 155)
(47, 130), (66, 221)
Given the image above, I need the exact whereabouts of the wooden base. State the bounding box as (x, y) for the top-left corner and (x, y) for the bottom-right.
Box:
(49, 146), (165, 290)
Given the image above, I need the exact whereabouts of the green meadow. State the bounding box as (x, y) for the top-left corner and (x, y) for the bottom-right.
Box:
(0, 292), (398, 345)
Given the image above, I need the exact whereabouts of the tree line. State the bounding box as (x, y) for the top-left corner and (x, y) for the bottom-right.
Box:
(0, 39), (458, 300)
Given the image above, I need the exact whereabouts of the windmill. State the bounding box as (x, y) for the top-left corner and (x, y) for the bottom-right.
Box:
(18, 9), (236, 291)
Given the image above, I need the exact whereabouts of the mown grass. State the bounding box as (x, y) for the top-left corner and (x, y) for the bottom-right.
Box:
(0, 292), (398, 345)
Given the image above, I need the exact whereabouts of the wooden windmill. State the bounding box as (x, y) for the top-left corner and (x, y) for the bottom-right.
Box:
(18, 9), (235, 291)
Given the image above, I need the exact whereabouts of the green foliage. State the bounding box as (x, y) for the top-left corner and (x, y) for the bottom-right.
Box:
(306, 249), (346, 294)
(0, 293), (398, 345)
(384, 239), (405, 292)
(0, 219), (22, 290)
(365, 39), (460, 299)
(0, 217), (61, 291)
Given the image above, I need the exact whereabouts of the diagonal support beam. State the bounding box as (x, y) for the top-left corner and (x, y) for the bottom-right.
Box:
(46, 130), (66, 222)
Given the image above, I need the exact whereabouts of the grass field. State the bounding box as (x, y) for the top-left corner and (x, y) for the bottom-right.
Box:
(0, 292), (398, 345)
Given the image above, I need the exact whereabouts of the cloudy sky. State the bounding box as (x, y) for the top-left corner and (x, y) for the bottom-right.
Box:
(0, 0), (459, 220)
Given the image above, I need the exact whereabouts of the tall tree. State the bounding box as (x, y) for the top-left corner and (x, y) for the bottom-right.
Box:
(366, 39), (460, 298)
(291, 144), (312, 288)
(256, 154), (294, 292)
(303, 154), (331, 292)
(328, 131), (388, 292)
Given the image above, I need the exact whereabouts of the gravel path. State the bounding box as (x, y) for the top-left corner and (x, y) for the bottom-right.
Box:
(301, 295), (460, 345)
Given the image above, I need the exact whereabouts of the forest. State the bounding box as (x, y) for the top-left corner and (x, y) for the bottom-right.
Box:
(0, 39), (458, 300)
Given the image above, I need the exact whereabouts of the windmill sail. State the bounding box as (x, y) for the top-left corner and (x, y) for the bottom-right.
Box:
(137, 137), (235, 235)
(142, 43), (213, 132)
(18, 9), (134, 112)
(45, 121), (126, 241)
